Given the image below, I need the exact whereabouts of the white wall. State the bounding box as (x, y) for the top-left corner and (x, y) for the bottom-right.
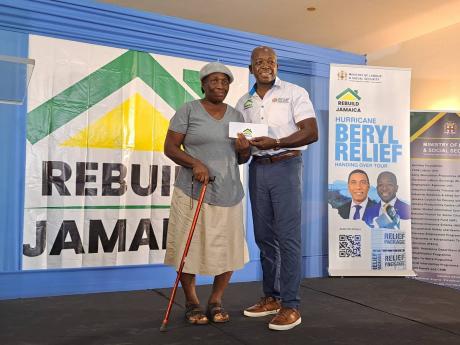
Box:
(367, 22), (460, 111)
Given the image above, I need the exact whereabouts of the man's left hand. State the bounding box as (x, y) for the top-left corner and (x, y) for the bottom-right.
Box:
(250, 136), (276, 150)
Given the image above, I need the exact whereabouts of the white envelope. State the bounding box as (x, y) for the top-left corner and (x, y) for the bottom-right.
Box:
(228, 122), (268, 139)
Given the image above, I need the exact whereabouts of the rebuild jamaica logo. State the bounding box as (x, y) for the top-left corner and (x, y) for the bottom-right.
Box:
(242, 128), (253, 138)
(23, 49), (204, 266)
(335, 88), (362, 113)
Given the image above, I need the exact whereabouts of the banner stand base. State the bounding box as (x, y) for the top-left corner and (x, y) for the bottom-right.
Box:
(328, 269), (416, 277)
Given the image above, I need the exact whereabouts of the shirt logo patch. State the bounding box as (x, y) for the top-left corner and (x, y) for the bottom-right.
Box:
(243, 99), (253, 109)
(272, 97), (290, 103)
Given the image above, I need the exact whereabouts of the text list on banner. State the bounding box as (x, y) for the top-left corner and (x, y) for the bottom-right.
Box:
(410, 111), (460, 289)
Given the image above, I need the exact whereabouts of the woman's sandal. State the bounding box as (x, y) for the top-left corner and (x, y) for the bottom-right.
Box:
(206, 303), (230, 323)
(185, 303), (209, 325)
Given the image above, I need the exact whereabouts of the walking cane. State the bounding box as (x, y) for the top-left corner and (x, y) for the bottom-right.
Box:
(160, 179), (212, 332)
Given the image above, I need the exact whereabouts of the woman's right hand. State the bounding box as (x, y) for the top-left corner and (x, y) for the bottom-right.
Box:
(192, 160), (210, 184)
(235, 133), (250, 153)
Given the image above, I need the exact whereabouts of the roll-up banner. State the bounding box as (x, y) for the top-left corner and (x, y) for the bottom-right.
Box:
(23, 35), (248, 270)
(328, 64), (415, 276)
(411, 111), (460, 289)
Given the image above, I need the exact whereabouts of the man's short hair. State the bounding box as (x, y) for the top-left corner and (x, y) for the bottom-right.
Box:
(348, 169), (369, 184)
(250, 46), (277, 62)
(377, 171), (397, 184)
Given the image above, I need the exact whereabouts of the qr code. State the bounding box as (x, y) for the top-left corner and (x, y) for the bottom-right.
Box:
(339, 235), (361, 257)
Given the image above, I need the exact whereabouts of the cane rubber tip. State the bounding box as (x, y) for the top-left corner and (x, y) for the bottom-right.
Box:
(160, 323), (168, 332)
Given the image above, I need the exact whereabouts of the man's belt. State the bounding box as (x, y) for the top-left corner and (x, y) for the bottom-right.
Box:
(252, 150), (301, 165)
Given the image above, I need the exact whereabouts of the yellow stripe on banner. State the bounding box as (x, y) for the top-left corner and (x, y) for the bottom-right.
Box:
(61, 93), (170, 151)
(410, 112), (446, 142)
(340, 93), (358, 101)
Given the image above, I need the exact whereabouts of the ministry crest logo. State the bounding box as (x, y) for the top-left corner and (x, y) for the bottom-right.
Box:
(337, 70), (348, 80)
(444, 121), (457, 135)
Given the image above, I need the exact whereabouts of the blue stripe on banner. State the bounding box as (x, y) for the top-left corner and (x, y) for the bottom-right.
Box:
(0, 29), (28, 272)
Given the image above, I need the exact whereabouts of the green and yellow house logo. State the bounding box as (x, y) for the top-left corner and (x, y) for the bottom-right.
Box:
(335, 88), (361, 113)
(242, 128), (253, 138)
(27, 51), (203, 151)
(336, 88), (361, 101)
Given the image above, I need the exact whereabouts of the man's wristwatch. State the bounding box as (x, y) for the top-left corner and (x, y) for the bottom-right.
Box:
(274, 138), (281, 150)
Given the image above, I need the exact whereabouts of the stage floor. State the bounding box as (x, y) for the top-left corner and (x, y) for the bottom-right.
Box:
(1, 277), (460, 345)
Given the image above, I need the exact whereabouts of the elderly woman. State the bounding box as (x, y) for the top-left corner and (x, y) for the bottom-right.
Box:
(163, 62), (250, 325)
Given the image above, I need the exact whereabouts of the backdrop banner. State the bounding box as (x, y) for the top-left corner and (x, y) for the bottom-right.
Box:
(23, 35), (248, 270)
(328, 64), (415, 276)
(410, 111), (460, 289)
